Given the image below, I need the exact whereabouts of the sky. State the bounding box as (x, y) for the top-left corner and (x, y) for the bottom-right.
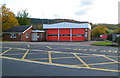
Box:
(1, 0), (120, 24)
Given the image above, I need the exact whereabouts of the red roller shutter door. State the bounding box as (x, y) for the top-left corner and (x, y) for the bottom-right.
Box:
(60, 29), (70, 41)
(72, 28), (85, 41)
(46, 29), (58, 41)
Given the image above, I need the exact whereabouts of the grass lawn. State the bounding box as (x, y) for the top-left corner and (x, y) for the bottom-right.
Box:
(91, 41), (113, 46)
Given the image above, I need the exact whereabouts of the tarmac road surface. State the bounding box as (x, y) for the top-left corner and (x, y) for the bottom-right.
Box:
(1, 41), (120, 76)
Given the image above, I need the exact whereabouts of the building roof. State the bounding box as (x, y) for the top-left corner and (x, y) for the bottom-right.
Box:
(5, 25), (32, 32)
(32, 30), (45, 32)
(43, 22), (91, 29)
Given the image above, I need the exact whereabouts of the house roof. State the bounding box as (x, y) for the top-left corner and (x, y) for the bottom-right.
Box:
(5, 25), (32, 32)
(43, 22), (91, 29)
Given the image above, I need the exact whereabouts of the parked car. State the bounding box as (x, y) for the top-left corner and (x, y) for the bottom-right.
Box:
(92, 37), (104, 41)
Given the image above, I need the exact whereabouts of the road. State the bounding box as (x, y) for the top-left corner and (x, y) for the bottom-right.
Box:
(1, 41), (120, 76)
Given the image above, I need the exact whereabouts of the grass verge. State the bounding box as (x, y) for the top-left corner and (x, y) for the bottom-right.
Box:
(0, 40), (18, 42)
(91, 41), (113, 46)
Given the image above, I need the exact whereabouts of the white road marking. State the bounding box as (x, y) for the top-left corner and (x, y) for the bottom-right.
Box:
(46, 46), (52, 49)
(92, 54), (106, 56)
(27, 45), (30, 47)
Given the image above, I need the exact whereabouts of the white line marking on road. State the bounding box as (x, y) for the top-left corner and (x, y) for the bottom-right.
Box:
(46, 46), (52, 49)
(27, 45), (30, 47)
(92, 54), (105, 56)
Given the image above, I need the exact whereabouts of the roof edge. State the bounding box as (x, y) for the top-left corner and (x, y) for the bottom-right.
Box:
(44, 22), (90, 25)
(23, 25), (32, 34)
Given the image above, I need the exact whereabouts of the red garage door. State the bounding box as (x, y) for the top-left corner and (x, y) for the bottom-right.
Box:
(60, 29), (70, 41)
(72, 28), (85, 41)
(46, 29), (58, 41)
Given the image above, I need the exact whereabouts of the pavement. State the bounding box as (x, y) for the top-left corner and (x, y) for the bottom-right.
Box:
(0, 41), (120, 76)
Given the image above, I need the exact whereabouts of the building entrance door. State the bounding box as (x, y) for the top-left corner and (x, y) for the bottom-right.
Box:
(32, 33), (38, 41)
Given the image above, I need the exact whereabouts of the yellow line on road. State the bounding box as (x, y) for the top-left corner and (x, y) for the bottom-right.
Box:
(48, 51), (52, 64)
(3, 52), (48, 55)
(89, 49), (97, 51)
(73, 62), (120, 66)
(72, 48), (119, 53)
(26, 52), (48, 55)
(29, 56), (76, 60)
(10, 47), (27, 50)
(50, 55), (99, 59)
(88, 62), (119, 66)
(0, 48), (12, 55)
(30, 49), (119, 57)
(108, 55), (119, 57)
(73, 53), (90, 68)
(4, 53), (24, 55)
(1, 56), (120, 72)
(21, 49), (28, 50)
(65, 48), (71, 49)
(102, 55), (118, 62)
(28, 55), (99, 60)
(46, 46), (52, 49)
(86, 67), (120, 72)
(52, 56), (82, 59)
(1, 47), (120, 58)
(21, 50), (29, 60)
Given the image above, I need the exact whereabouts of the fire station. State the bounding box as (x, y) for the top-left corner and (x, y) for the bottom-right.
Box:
(43, 22), (91, 41)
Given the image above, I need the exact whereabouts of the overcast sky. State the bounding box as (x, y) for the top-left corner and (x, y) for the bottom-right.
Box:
(1, 0), (120, 24)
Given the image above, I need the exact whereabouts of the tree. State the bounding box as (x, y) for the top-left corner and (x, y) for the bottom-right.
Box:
(117, 27), (120, 33)
(16, 10), (30, 25)
(32, 24), (43, 30)
(92, 25), (109, 37)
(2, 4), (19, 31)
(112, 27), (120, 33)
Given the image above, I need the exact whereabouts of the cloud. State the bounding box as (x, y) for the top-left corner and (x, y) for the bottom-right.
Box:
(75, 0), (95, 15)
(75, 8), (90, 15)
(53, 14), (60, 17)
(80, 0), (94, 6)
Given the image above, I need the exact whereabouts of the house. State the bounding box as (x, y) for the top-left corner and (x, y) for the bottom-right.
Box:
(3, 25), (32, 42)
(43, 22), (91, 41)
(3, 25), (45, 42)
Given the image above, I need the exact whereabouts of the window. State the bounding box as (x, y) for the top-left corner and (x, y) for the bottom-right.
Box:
(48, 34), (58, 36)
(10, 33), (16, 38)
(72, 34), (84, 37)
(60, 34), (70, 36)
(85, 34), (87, 37)
(26, 33), (29, 38)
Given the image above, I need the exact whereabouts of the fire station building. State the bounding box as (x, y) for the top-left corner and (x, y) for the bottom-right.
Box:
(43, 22), (91, 41)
